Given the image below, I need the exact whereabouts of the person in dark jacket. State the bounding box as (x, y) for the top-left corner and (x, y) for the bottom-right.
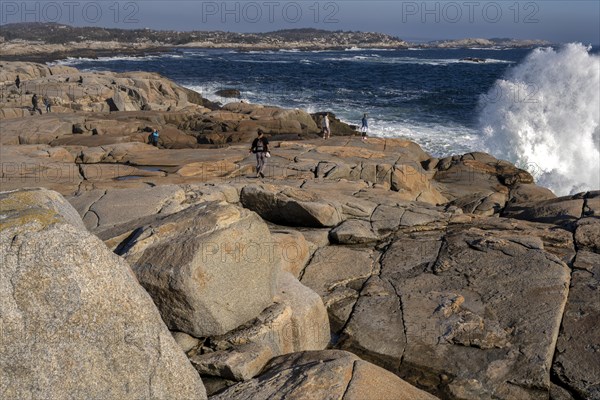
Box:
(15, 75), (21, 89)
(249, 129), (269, 178)
(31, 94), (42, 115)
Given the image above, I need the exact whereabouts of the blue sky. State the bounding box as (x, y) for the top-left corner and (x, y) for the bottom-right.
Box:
(2, 1), (599, 43)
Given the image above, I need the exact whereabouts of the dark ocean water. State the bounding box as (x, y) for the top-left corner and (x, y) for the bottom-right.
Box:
(58, 47), (532, 156)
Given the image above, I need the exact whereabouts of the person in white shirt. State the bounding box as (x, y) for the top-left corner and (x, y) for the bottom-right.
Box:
(322, 113), (330, 139)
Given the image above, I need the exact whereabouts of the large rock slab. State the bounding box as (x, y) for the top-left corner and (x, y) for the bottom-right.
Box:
(370, 204), (406, 235)
(211, 350), (439, 400)
(552, 251), (600, 400)
(0, 144), (83, 195)
(0, 115), (77, 144)
(79, 163), (166, 181)
(338, 276), (406, 371)
(69, 185), (187, 231)
(301, 247), (378, 333)
(240, 184), (343, 228)
(120, 202), (278, 337)
(407, 228), (570, 399)
(574, 218), (600, 252)
(338, 220), (572, 399)
(69, 184), (239, 249)
(369, 202), (456, 237)
(0, 188), (206, 399)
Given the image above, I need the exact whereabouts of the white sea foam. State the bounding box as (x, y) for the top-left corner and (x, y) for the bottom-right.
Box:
(52, 54), (169, 66)
(231, 59), (293, 64)
(180, 50), (206, 56)
(322, 56), (513, 65)
(468, 47), (506, 50)
(372, 120), (482, 156)
(479, 43), (600, 195)
(244, 50), (277, 54)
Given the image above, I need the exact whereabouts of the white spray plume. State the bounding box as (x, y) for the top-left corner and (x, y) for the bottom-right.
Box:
(479, 43), (600, 195)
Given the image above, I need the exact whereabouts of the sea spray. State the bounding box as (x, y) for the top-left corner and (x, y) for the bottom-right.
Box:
(478, 43), (600, 195)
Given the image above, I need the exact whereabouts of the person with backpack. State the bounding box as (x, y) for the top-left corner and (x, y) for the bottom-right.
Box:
(31, 94), (42, 115)
(148, 128), (159, 147)
(43, 95), (52, 113)
(250, 129), (269, 178)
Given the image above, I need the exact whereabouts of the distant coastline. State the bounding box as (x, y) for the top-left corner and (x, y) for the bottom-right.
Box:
(0, 22), (552, 63)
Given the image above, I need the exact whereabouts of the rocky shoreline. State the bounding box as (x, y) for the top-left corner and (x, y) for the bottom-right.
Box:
(0, 44), (173, 64)
(0, 24), (552, 62)
(1, 62), (598, 400)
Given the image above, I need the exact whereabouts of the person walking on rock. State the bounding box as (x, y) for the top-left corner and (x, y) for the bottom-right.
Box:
(31, 94), (42, 115)
(322, 113), (330, 139)
(43, 95), (52, 113)
(360, 113), (368, 141)
(250, 129), (269, 178)
(15, 75), (20, 89)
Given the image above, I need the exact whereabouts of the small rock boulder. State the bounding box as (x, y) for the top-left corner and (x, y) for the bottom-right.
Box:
(329, 219), (379, 244)
(209, 272), (330, 357)
(215, 89), (242, 98)
(502, 194), (585, 227)
(191, 343), (274, 382)
(271, 230), (312, 278)
(240, 184), (344, 228)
